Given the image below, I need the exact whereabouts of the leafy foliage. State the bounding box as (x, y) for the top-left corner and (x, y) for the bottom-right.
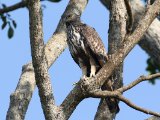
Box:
(0, 4), (17, 39)
(146, 57), (160, 84)
(0, 1), (61, 39)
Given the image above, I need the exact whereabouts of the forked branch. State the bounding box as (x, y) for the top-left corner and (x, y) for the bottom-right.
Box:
(60, 0), (160, 118)
(90, 73), (160, 117)
(0, 1), (27, 14)
(118, 73), (160, 92)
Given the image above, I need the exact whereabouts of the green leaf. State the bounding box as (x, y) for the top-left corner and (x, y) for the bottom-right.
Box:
(8, 26), (14, 39)
(1, 21), (7, 29)
(12, 20), (17, 28)
(47, 0), (61, 2)
(148, 79), (156, 85)
(2, 4), (7, 8)
(1, 15), (6, 23)
(146, 57), (160, 85)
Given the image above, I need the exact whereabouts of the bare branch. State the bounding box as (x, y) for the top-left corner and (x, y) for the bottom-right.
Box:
(90, 90), (121, 98)
(131, 0), (160, 68)
(118, 73), (160, 92)
(91, 91), (160, 117)
(96, 0), (127, 119)
(6, 0), (160, 119)
(90, 73), (160, 117)
(28, 0), (56, 119)
(6, 0), (88, 119)
(118, 95), (160, 117)
(93, 91), (160, 117)
(0, 1), (27, 14)
(91, 0), (160, 90)
(98, 0), (160, 118)
(90, 73), (160, 97)
(60, 1), (160, 119)
(90, 90), (160, 117)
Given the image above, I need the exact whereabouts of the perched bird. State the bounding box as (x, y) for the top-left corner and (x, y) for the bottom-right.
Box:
(65, 13), (119, 113)
(65, 13), (108, 78)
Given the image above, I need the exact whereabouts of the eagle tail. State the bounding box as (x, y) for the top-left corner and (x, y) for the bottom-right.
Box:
(101, 79), (120, 114)
(105, 97), (120, 113)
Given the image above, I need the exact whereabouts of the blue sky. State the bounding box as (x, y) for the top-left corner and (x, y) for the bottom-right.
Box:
(1, 0), (160, 120)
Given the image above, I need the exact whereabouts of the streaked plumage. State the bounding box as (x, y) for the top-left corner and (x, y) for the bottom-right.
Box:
(65, 15), (107, 78)
(65, 13), (119, 113)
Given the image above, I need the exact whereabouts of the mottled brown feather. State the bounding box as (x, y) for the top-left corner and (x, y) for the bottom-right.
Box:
(80, 24), (108, 66)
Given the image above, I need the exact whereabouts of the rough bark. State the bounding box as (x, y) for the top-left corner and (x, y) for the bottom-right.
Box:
(28, 0), (57, 119)
(6, 0), (88, 119)
(86, 0), (160, 93)
(90, 73), (160, 117)
(0, 1), (27, 14)
(97, 0), (160, 119)
(95, 0), (126, 119)
(5, 0), (160, 119)
(130, 0), (160, 68)
(62, 1), (160, 120)
(100, 0), (160, 81)
(6, 63), (35, 120)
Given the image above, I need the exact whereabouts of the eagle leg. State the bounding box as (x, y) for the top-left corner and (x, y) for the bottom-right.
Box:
(81, 66), (87, 79)
(89, 58), (97, 77)
(79, 60), (87, 79)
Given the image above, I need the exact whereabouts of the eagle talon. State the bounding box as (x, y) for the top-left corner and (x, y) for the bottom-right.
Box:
(89, 72), (96, 78)
(81, 75), (89, 80)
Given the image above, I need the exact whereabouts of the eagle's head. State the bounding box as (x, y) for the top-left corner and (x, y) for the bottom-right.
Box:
(64, 13), (80, 23)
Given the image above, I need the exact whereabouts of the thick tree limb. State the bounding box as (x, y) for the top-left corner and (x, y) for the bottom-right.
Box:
(6, 0), (160, 120)
(60, 83), (86, 120)
(6, 62), (35, 120)
(88, 0), (160, 92)
(59, 1), (160, 117)
(0, 1), (27, 14)
(77, 0), (160, 119)
(28, 0), (57, 119)
(6, 0), (88, 120)
(98, 0), (160, 119)
(95, 0), (127, 119)
(130, 0), (160, 68)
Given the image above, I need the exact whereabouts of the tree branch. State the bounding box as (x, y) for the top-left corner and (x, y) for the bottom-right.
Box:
(90, 73), (160, 117)
(91, 0), (160, 92)
(98, 0), (160, 119)
(0, 1), (27, 14)
(94, 93), (160, 117)
(118, 73), (160, 92)
(131, 0), (160, 69)
(95, 0), (127, 119)
(60, 82), (86, 120)
(56, 1), (160, 119)
(6, 0), (160, 119)
(6, 0), (88, 119)
(75, 0), (160, 119)
(28, 0), (57, 119)
(118, 95), (160, 117)
(90, 73), (160, 98)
